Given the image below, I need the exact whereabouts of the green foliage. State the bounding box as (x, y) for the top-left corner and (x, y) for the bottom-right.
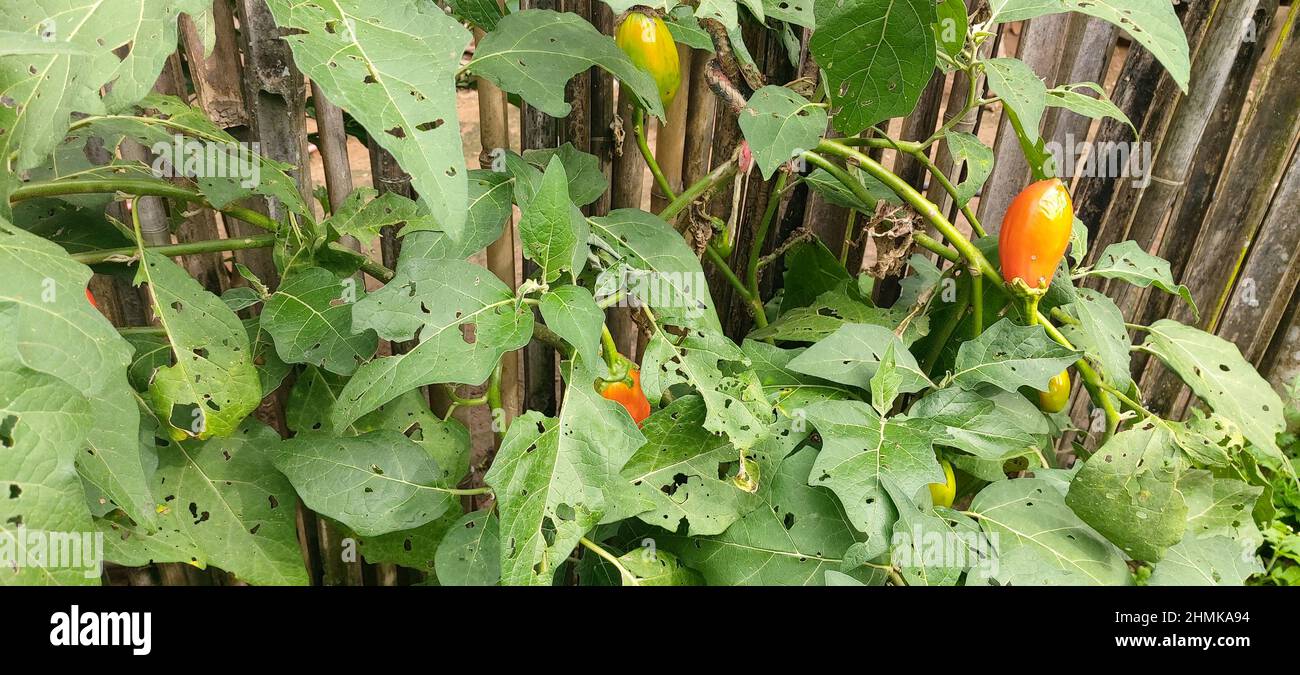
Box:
(7, 0), (1281, 589)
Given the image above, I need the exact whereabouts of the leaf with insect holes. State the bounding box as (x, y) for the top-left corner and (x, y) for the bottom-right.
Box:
(336, 258), (533, 429)
(1057, 287), (1132, 392)
(0, 345), (96, 585)
(435, 509), (501, 586)
(967, 477), (1131, 586)
(950, 318), (1080, 393)
(659, 447), (874, 586)
(804, 399), (944, 540)
(987, 0), (1189, 92)
(1083, 241), (1195, 315)
(484, 360), (648, 586)
(265, 0), (471, 238)
(641, 327), (774, 451)
(261, 266), (377, 376)
(739, 85), (827, 179)
(810, 0), (936, 135)
(1065, 422), (1187, 562)
(467, 10), (666, 119)
(148, 421), (309, 585)
(0, 218), (156, 529)
(622, 396), (761, 536)
(517, 156), (589, 283)
(396, 172), (514, 265)
(135, 250), (261, 441)
(271, 430), (458, 537)
(0, 0), (212, 171)
(1139, 320), (1288, 470)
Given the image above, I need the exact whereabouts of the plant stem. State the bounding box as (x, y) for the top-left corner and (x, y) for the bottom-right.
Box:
(913, 232), (961, 263)
(921, 270), (971, 377)
(600, 323), (621, 371)
(658, 159), (737, 225)
(634, 106), (677, 203)
(913, 151), (987, 237)
(72, 234), (277, 264)
(840, 209), (858, 265)
(969, 271), (984, 338)
(746, 172), (787, 305)
(433, 486), (494, 496)
(10, 179), (278, 233)
(578, 537), (640, 586)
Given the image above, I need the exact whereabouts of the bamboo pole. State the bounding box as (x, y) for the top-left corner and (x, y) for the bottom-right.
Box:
(651, 44), (692, 213)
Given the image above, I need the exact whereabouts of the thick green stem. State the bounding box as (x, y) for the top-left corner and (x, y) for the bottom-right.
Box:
(72, 234), (277, 264)
(600, 324), (621, 371)
(10, 179), (278, 233)
(913, 152), (987, 238)
(969, 271), (984, 338)
(658, 159), (737, 225)
(747, 172), (787, 304)
(634, 106), (676, 203)
(578, 537), (640, 586)
(921, 271), (971, 377)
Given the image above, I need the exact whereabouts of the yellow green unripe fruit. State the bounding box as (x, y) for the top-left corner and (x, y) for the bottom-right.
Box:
(928, 459), (957, 508)
(615, 10), (681, 110)
(1038, 369), (1071, 413)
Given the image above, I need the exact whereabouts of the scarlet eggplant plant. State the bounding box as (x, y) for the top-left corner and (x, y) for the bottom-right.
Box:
(0, 0), (1293, 587)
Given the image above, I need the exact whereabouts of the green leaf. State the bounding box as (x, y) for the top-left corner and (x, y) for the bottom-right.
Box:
(950, 318), (1080, 393)
(1065, 423), (1186, 562)
(742, 340), (858, 413)
(1179, 470), (1262, 550)
(987, 0), (1190, 92)
(0, 218), (154, 529)
(1057, 287), (1132, 392)
(261, 266), (378, 376)
(484, 361), (648, 586)
(933, 0), (968, 58)
(618, 548), (704, 586)
(354, 389), (471, 486)
(271, 431), (457, 537)
(968, 478), (1132, 585)
(870, 343), (904, 415)
(396, 171), (513, 264)
(907, 385), (1051, 463)
(522, 143), (608, 207)
(467, 10), (666, 119)
(622, 396), (760, 536)
(1148, 535), (1262, 586)
(135, 250), (261, 440)
(664, 6), (715, 50)
(538, 284), (604, 370)
(778, 238), (851, 313)
(787, 323), (931, 394)
(0, 0), (210, 170)
(1083, 241), (1195, 314)
(1140, 320), (1288, 468)
(337, 259), (533, 428)
(0, 347), (96, 585)
(801, 166), (898, 211)
(751, 281), (924, 344)
(804, 399), (943, 539)
(763, 0), (815, 27)
(435, 509), (501, 586)
(151, 421), (309, 585)
(351, 509), (460, 574)
(589, 208), (720, 330)
(883, 480), (974, 586)
(661, 447), (871, 585)
(1047, 82), (1136, 138)
(448, 0), (505, 31)
(811, 0), (937, 135)
(266, 0), (471, 238)
(983, 57), (1047, 143)
(517, 156), (588, 283)
(944, 132), (994, 208)
(738, 85), (828, 179)
(641, 327), (775, 451)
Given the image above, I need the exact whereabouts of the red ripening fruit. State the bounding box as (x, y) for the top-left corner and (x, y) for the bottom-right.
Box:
(998, 178), (1074, 290)
(85, 288), (98, 309)
(599, 365), (652, 426)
